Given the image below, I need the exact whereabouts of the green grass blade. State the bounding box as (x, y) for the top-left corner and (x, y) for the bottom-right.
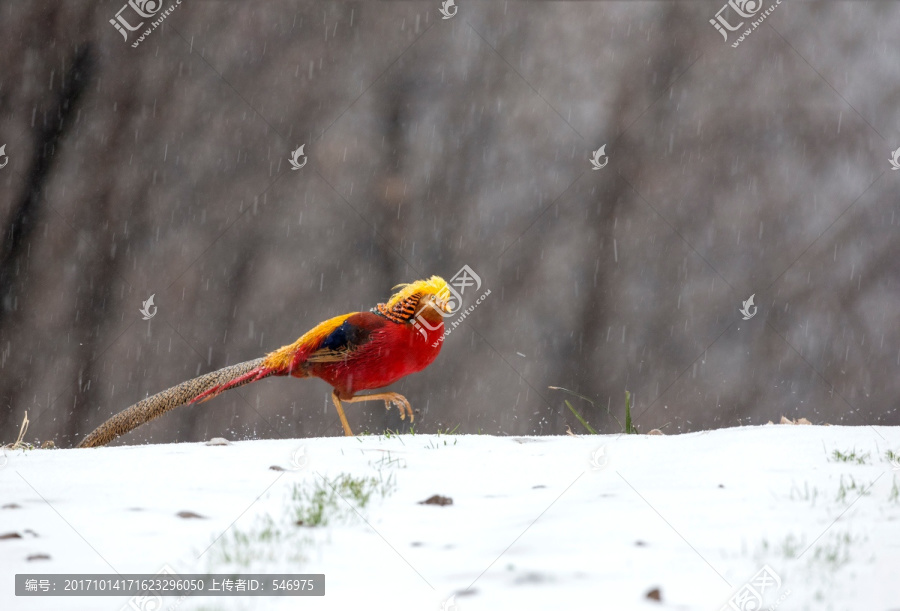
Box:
(624, 390), (636, 434)
(565, 400), (598, 435)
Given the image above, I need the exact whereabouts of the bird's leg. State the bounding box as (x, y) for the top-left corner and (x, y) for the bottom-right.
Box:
(330, 390), (355, 437)
(340, 392), (414, 423)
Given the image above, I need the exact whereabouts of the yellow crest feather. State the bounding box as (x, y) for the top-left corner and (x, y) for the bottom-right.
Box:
(386, 276), (450, 307)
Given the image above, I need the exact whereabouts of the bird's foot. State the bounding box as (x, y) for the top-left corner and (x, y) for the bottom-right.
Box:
(382, 393), (414, 422)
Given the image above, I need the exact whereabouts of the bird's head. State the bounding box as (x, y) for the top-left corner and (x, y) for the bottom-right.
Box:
(382, 276), (454, 323)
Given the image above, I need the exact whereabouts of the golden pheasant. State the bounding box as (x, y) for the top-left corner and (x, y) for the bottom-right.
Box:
(78, 276), (452, 447)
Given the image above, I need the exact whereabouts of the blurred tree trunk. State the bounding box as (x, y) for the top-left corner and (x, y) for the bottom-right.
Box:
(0, 42), (94, 440)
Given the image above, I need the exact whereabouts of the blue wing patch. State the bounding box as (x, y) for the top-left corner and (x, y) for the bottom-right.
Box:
(319, 320), (371, 352)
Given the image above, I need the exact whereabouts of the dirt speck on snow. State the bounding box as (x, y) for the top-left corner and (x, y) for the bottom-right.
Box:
(176, 511), (206, 519)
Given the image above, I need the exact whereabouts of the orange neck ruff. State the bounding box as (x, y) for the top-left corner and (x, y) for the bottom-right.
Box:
(372, 294), (421, 323)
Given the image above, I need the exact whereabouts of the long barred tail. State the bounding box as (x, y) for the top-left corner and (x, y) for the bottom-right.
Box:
(77, 358), (277, 448)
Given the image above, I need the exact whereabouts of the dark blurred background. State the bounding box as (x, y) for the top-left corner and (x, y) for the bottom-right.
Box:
(1, 1), (898, 447)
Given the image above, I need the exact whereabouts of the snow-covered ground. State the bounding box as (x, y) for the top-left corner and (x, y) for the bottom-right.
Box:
(2, 426), (899, 611)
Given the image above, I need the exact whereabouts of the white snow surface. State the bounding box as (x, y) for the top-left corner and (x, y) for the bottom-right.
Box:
(2, 426), (899, 611)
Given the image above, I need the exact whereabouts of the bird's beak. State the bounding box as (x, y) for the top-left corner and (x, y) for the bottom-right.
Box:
(436, 296), (453, 314)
